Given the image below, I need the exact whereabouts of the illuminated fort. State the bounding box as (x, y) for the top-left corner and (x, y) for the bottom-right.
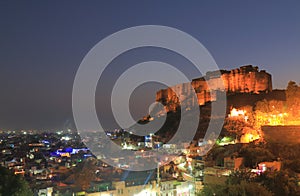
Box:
(156, 65), (272, 110)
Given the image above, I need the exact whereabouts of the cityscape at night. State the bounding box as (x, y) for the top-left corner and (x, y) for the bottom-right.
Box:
(1, 1), (300, 196)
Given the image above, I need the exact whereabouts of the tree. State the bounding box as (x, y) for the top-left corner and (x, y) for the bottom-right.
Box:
(200, 184), (227, 196)
(0, 166), (33, 196)
(257, 170), (300, 196)
(255, 99), (271, 113)
(239, 145), (275, 168)
(227, 181), (272, 196)
(286, 81), (300, 117)
(201, 171), (272, 196)
(254, 99), (286, 127)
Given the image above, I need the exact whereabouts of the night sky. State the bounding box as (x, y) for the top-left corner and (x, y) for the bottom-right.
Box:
(0, 1), (300, 130)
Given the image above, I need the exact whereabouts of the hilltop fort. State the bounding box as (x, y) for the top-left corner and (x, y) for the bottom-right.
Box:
(156, 65), (272, 111)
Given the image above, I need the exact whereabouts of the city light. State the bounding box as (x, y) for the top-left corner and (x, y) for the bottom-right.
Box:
(229, 108), (249, 122)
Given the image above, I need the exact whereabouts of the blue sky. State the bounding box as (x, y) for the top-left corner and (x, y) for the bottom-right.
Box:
(0, 1), (299, 129)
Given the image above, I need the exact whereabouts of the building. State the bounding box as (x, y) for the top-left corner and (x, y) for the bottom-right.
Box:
(258, 161), (281, 172)
(86, 180), (195, 196)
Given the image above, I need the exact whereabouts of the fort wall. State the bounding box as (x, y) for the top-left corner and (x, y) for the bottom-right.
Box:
(262, 126), (300, 144)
